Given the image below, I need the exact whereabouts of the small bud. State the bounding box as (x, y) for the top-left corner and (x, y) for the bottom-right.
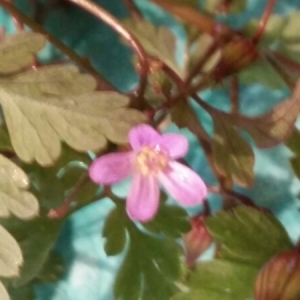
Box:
(255, 250), (300, 300)
(183, 215), (213, 267)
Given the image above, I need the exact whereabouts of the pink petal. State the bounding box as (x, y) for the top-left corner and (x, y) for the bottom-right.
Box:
(129, 124), (161, 150)
(158, 133), (188, 159)
(158, 161), (207, 206)
(126, 173), (160, 222)
(89, 151), (134, 184)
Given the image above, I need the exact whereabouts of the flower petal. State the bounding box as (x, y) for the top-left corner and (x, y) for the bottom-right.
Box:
(126, 173), (160, 222)
(158, 133), (188, 159)
(89, 151), (134, 184)
(129, 124), (161, 150)
(158, 161), (207, 206)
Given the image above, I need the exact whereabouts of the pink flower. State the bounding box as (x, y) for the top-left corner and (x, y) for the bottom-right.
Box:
(89, 124), (207, 222)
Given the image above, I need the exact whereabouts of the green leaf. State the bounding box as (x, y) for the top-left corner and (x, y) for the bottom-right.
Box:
(0, 217), (64, 286)
(124, 20), (180, 74)
(243, 11), (300, 62)
(104, 203), (183, 300)
(212, 112), (254, 187)
(205, 206), (293, 265)
(286, 128), (300, 179)
(0, 226), (21, 300)
(0, 282), (9, 300)
(36, 251), (64, 282)
(114, 244), (141, 300)
(232, 80), (300, 148)
(171, 100), (211, 142)
(172, 260), (257, 300)
(239, 57), (287, 90)
(173, 206), (293, 300)
(143, 202), (190, 238)
(0, 224), (22, 277)
(205, 0), (247, 14)
(186, 33), (222, 76)
(0, 32), (46, 74)
(0, 127), (13, 152)
(0, 65), (146, 165)
(102, 205), (128, 256)
(0, 154), (39, 219)
(115, 230), (182, 300)
(6, 283), (34, 300)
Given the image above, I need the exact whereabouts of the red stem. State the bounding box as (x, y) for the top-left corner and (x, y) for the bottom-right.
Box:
(253, 0), (277, 44)
(48, 173), (88, 218)
(66, 0), (149, 102)
(273, 51), (300, 76)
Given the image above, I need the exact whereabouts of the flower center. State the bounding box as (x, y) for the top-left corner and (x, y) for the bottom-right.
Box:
(135, 146), (169, 176)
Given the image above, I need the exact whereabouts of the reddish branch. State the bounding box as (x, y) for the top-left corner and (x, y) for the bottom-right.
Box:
(66, 0), (149, 102)
(253, 0), (277, 44)
(48, 173), (89, 218)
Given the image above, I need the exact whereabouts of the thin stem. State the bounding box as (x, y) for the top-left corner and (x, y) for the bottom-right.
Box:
(230, 76), (239, 114)
(208, 185), (257, 208)
(0, 0), (115, 90)
(185, 41), (217, 86)
(273, 51), (300, 76)
(48, 172), (89, 218)
(66, 0), (149, 102)
(253, 0), (277, 44)
(265, 51), (296, 89)
(123, 0), (143, 20)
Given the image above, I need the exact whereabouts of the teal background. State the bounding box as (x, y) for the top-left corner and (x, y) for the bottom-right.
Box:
(1, 0), (300, 299)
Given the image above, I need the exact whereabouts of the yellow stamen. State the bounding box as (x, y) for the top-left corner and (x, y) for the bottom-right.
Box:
(135, 146), (169, 176)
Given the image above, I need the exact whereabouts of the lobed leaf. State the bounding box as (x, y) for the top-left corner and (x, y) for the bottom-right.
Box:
(171, 100), (211, 142)
(0, 217), (64, 287)
(103, 203), (183, 300)
(0, 65), (146, 166)
(0, 32), (46, 74)
(172, 260), (257, 300)
(173, 207), (293, 300)
(232, 79), (300, 148)
(244, 11), (300, 61)
(212, 112), (254, 187)
(286, 128), (300, 179)
(0, 224), (22, 277)
(0, 155), (38, 219)
(102, 205), (128, 256)
(0, 281), (9, 300)
(5, 283), (35, 300)
(205, 0), (247, 14)
(205, 206), (293, 266)
(114, 231), (182, 300)
(124, 19), (180, 74)
(143, 202), (190, 238)
(150, 0), (232, 35)
(238, 56), (287, 90)
(0, 127), (13, 153)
